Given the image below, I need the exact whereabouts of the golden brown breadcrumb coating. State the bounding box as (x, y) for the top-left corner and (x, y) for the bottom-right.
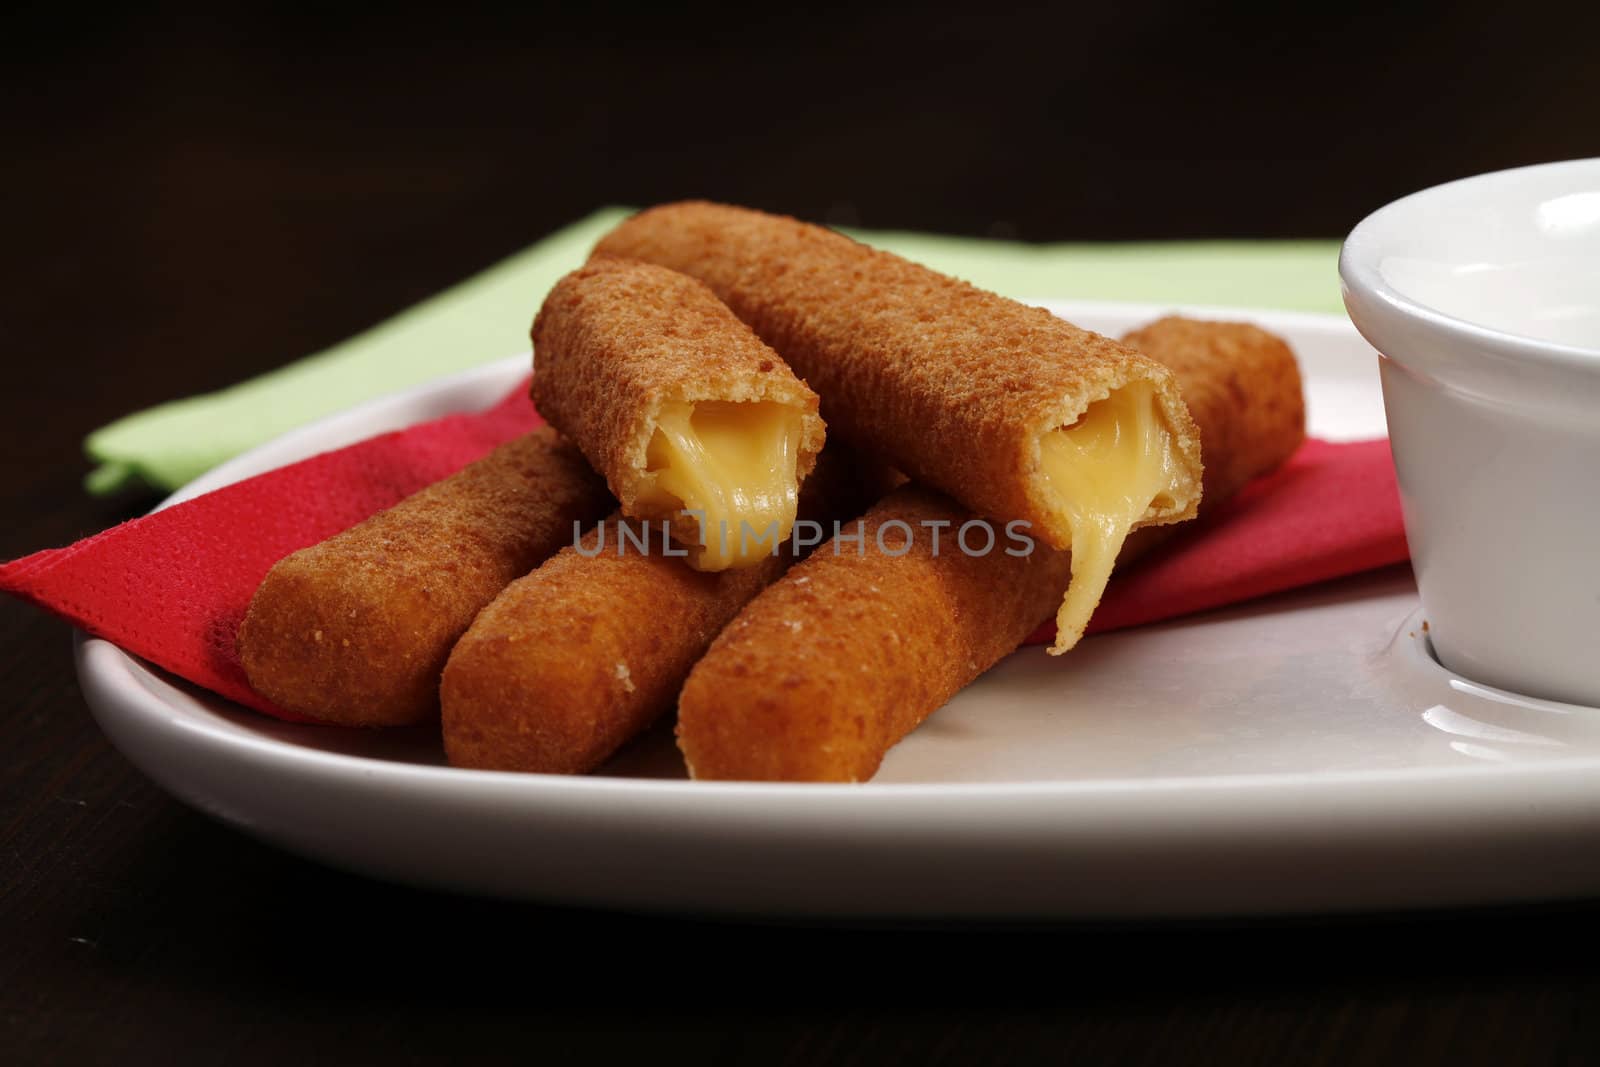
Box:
(591, 201), (1204, 551)
(441, 518), (785, 774)
(237, 428), (613, 726)
(531, 258), (824, 559)
(677, 485), (1073, 782)
(440, 449), (894, 774)
(677, 318), (1306, 782)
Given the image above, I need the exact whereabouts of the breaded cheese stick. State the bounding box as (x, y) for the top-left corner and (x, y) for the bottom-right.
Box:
(680, 486), (1071, 782)
(677, 318), (1305, 781)
(439, 450), (893, 774)
(441, 518), (785, 774)
(238, 427), (613, 726)
(532, 259), (825, 571)
(593, 202), (1204, 650)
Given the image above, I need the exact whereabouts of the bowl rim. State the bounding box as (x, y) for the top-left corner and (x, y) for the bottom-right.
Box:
(1338, 157), (1600, 370)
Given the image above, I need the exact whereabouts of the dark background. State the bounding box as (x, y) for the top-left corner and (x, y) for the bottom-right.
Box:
(5, 4), (1600, 1064)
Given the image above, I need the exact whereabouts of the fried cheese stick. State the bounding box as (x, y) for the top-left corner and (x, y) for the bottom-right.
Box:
(593, 202), (1204, 651)
(439, 450), (892, 774)
(238, 428), (613, 726)
(676, 318), (1305, 781)
(532, 258), (825, 571)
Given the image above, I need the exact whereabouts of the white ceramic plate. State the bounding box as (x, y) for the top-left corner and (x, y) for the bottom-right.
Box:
(76, 301), (1600, 918)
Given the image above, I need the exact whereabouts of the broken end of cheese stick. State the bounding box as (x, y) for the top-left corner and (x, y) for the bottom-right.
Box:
(532, 257), (825, 572)
(1030, 371), (1200, 654)
(1121, 316), (1305, 506)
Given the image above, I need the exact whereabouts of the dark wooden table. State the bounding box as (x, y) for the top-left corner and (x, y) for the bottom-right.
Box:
(5, 7), (1600, 1064)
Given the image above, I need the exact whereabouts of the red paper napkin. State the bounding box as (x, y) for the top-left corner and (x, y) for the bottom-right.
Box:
(1, 381), (1408, 723)
(1, 381), (542, 721)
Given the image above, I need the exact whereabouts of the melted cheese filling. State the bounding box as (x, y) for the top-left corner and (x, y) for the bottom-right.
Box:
(641, 400), (803, 571)
(1038, 382), (1174, 654)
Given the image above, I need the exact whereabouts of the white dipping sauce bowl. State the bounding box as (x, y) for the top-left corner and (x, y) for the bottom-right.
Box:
(1341, 158), (1600, 706)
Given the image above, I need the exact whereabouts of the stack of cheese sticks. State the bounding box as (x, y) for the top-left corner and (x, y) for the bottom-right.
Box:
(237, 202), (1305, 782)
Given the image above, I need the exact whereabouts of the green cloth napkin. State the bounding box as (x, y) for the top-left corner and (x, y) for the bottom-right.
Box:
(85, 207), (1342, 494)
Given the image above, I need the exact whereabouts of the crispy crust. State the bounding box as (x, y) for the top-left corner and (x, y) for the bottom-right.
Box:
(592, 202), (1204, 549)
(237, 428), (613, 726)
(531, 258), (825, 549)
(676, 318), (1307, 782)
(442, 515), (785, 774)
(677, 487), (1072, 782)
(440, 448), (894, 774)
